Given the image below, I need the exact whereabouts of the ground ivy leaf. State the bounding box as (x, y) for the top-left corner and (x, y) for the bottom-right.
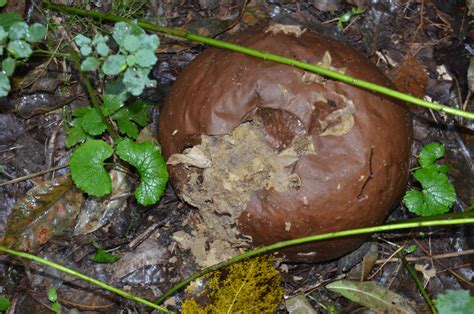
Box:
(81, 56), (100, 72)
(128, 100), (151, 126)
(0, 12), (23, 31)
(8, 39), (32, 58)
(96, 41), (109, 57)
(123, 34), (140, 52)
(70, 140), (113, 196)
(116, 139), (168, 205)
(66, 125), (87, 148)
(134, 48), (157, 67)
(26, 23), (46, 43)
(47, 287), (58, 303)
(73, 34), (91, 47)
(419, 142), (445, 168)
(80, 44), (92, 57)
(403, 166), (456, 216)
(436, 290), (474, 314)
(8, 21), (28, 40)
(0, 71), (10, 96)
(90, 247), (120, 263)
(138, 33), (160, 50)
(2, 57), (15, 76)
(81, 108), (107, 136)
(92, 33), (108, 46)
(102, 54), (126, 76)
(112, 22), (132, 47)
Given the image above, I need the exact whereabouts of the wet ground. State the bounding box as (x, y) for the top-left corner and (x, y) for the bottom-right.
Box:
(0, 0), (473, 313)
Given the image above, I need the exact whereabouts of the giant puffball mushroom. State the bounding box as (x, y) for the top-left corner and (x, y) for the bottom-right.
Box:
(159, 24), (413, 265)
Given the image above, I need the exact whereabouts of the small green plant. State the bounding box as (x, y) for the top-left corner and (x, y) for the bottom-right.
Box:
(337, 7), (365, 30)
(47, 287), (61, 314)
(90, 243), (120, 263)
(0, 295), (11, 312)
(435, 290), (474, 314)
(403, 143), (456, 216)
(0, 14), (46, 96)
(67, 21), (168, 205)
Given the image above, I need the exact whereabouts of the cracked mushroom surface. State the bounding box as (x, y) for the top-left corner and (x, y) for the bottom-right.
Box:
(159, 24), (412, 265)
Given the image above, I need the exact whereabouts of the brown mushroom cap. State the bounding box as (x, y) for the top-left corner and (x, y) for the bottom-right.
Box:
(159, 25), (412, 263)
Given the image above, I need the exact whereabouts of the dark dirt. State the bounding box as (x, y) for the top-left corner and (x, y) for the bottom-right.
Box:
(0, 0), (473, 313)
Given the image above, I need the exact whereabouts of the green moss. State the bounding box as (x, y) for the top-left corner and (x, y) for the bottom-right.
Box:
(182, 256), (283, 313)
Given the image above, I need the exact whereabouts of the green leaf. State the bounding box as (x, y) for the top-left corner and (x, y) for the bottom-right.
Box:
(80, 44), (92, 57)
(116, 139), (168, 205)
(115, 115), (139, 138)
(0, 295), (11, 311)
(418, 142), (445, 168)
(436, 290), (474, 314)
(70, 140), (113, 197)
(96, 41), (109, 57)
(72, 106), (91, 117)
(138, 33), (160, 50)
(81, 108), (107, 136)
(126, 54), (137, 66)
(0, 12), (23, 31)
(123, 67), (156, 96)
(0, 0), (6, 7)
(0, 71), (11, 96)
(90, 247), (120, 263)
(403, 166), (456, 216)
(51, 302), (61, 314)
(0, 26), (7, 41)
(73, 34), (91, 47)
(326, 280), (415, 314)
(134, 48), (157, 68)
(66, 125), (87, 148)
(102, 79), (128, 116)
(128, 100), (151, 126)
(92, 33), (108, 45)
(8, 21), (28, 40)
(48, 287), (58, 302)
(404, 244), (417, 254)
(26, 23), (47, 43)
(123, 34), (140, 52)
(81, 56), (100, 72)
(2, 57), (15, 76)
(8, 39), (32, 58)
(112, 22), (132, 47)
(102, 54), (126, 76)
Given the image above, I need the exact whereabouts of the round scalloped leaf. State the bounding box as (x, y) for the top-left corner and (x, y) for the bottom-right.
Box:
(26, 23), (46, 43)
(70, 140), (113, 196)
(92, 34), (108, 45)
(0, 12), (23, 31)
(418, 142), (445, 168)
(135, 48), (157, 68)
(126, 54), (137, 66)
(123, 67), (145, 96)
(81, 108), (107, 136)
(80, 45), (92, 57)
(112, 22), (132, 47)
(96, 41), (109, 57)
(116, 139), (168, 205)
(0, 71), (10, 96)
(8, 40), (32, 58)
(81, 56), (100, 72)
(74, 34), (91, 47)
(2, 57), (15, 76)
(102, 54), (126, 76)
(123, 34), (140, 52)
(8, 21), (28, 40)
(138, 33), (160, 50)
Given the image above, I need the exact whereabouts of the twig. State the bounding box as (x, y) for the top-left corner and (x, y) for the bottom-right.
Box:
(0, 163), (69, 187)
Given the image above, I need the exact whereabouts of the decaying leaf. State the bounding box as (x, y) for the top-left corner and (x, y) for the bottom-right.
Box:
(285, 294), (318, 314)
(74, 168), (134, 235)
(415, 264), (437, 286)
(326, 279), (416, 314)
(2, 176), (84, 252)
(166, 146), (212, 168)
(320, 100), (356, 136)
(265, 23), (305, 37)
(392, 55), (428, 100)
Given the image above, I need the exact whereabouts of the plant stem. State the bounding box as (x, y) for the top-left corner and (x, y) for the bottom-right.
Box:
(32, 49), (70, 58)
(155, 214), (474, 304)
(43, 1), (474, 120)
(0, 163), (69, 187)
(69, 51), (120, 142)
(399, 254), (438, 313)
(0, 246), (172, 313)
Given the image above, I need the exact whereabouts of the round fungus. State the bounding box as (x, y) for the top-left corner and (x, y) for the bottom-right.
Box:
(159, 24), (412, 264)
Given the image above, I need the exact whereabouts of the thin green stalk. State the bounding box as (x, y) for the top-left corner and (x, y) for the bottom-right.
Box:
(155, 215), (474, 304)
(399, 254), (437, 313)
(32, 49), (70, 58)
(44, 1), (474, 120)
(69, 51), (120, 142)
(0, 246), (172, 313)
